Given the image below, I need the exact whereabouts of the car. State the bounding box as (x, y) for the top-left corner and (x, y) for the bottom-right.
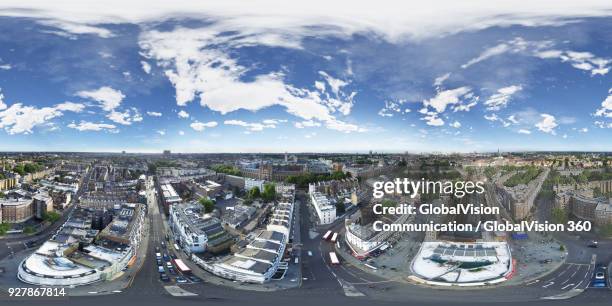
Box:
(168, 268), (176, 275)
(175, 276), (188, 283)
(155, 246), (160, 252)
(163, 253), (170, 261)
(588, 241), (598, 248)
(166, 261), (173, 268)
(160, 273), (170, 282)
(307, 251), (313, 257)
(188, 276), (203, 283)
(539, 259), (552, 264)
(171, 254), (177, 260)
(595, 272), (605, 280)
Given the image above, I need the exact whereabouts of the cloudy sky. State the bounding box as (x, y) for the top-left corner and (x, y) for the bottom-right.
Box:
(0, 1), (611, 153)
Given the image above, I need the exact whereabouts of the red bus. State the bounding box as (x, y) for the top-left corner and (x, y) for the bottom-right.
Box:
(173, 259), (191, 274)
(329, 252), (340, 265)
(330, 232), (338, 243)
(322, 230), (332, 240)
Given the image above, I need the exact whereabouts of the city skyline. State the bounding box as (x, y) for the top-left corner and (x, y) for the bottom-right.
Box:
(0, 1), (612, 152)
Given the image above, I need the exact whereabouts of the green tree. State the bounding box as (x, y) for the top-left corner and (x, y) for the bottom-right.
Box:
(381, 199), (397, 208)
(43, 211), (61, 223)
(0, 223), (11, 236)
(199, 198), (216, 213)
(551, 207), (568, 224)
(23, 226), (36, 235)
(261, 183), (277, 202)
(248, 186), (261, 199)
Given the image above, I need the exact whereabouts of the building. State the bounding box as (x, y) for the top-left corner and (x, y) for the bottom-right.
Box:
(169, 202), (231, 254)
(195, 230), (286, 284)
(309, 192), (336, 224)
(33, 193), (54, 219)
(160, 183), (181, 214)
(192, 184), (296, 283)
(18, 204), (146, 287)
(0, 173), (18, 191)
(0, 198), (34, 223)
(245, 178), (265, 191)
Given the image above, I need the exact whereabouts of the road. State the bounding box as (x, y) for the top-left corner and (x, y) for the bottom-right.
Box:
(2, 185), (611, 306)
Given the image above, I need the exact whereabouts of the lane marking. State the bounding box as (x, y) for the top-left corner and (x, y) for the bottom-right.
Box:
(542, 282), (554, 288)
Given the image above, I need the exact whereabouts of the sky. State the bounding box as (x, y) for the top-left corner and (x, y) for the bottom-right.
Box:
(0, 1), (611, 153)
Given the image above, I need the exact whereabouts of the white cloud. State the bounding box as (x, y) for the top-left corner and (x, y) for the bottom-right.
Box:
(294, 120), (321, 128)
(507, 115), (519, 124)
(449, 121), (461, 128)
(3, 1), (610, 43)
(484, 113), (499, 121)
(0, 95), (85, 134)
(463, 37), (611, 75)
(139, 27), (362, 133)
(224, 119), (277, 132)
(67, 121), (117, 131)
(594, 90), (612, 118)
(190, 120), (218, 131)
(177, 110), (189, 118)
(147, 111), (162, 117)
(55, 101), (86, 112)
(378, 99), (409, 117)
(433, 73), (451, 87)
(423, 87), (472, 113)
(76, 86), (124, 111)
(483, 85), (522, 111)
(518, 129), (531, 134)
(594, 121), (612, 129)
(0, 89), (6, 110)
(422, 114), (444, 126)
(37, 19), (114, 38)
(178, 130), (185, 135)
(0, 64), (11, 70)
(535, 113), (557, 134)
(141, 61), (152, 74)
(579, 127), (588, 133)
(107, 108), (142, 125)
(156, 130), (166, 135)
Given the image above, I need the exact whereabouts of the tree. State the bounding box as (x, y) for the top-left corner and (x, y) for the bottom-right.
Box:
(0, 223), (11, 236)
(551, 207), (568, 224)
(43, 211), (61, 223)
(248, 186), (261, 199)
(261, 183), (277, 202)
(381, 199), (397, 208)
(23, 226), (36, 235)
(199, 198), (215, 213)
(335, 202), (346, 215)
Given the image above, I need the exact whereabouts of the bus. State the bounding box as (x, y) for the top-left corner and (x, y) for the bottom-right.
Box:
(322, 230), (332, 240)
(173, 259), (191, 274)
(330, 233), (338, 243)
(329, 252), (340, 265)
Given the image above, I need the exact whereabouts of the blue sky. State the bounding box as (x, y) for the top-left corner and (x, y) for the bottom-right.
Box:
(0, 1), (611, 153)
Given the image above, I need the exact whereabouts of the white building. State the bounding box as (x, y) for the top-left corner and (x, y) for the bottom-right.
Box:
(310, 192), (336, 224)
(196, 230), (286, 284)
(244, 178), (265, 191)
(169, 203), (210, 254)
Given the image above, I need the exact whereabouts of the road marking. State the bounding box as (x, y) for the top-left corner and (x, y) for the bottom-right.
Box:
(561, 283), (574, 290)
(542, 282), (554, 288)
(526, 280), (540, 286)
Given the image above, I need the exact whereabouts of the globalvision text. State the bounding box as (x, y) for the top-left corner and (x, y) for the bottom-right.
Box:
(373, 220), (592, 233)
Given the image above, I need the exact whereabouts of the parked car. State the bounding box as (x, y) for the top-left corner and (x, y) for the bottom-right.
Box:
(175, 276), (188, 283)
(188, 276), (203, 283)
(160, 273), (170, 282)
